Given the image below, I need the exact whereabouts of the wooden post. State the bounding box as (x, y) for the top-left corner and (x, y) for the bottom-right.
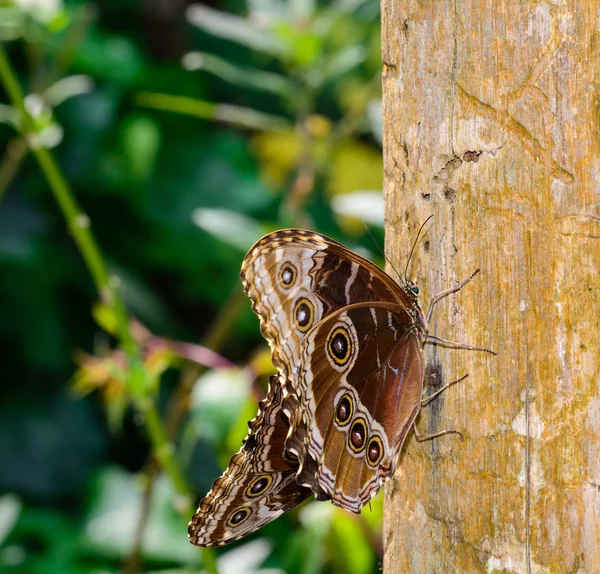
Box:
(381, 0), (600, 571)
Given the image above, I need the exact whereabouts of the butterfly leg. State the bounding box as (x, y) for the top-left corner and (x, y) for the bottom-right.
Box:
(424, 334), (496, 355)
(413, 421), (464, 442)
(425, 269), (480, 324)
(421, 374), (468, 407)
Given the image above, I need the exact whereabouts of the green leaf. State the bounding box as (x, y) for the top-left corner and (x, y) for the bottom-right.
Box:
(247, 0), (316, 23)
(84, 468), (196, 563)
(273, 22), (322, 68)
(0, 103), (19, 128)
(331, 191), (384, 226)
(285, 502), (332, 574)
(192, 209), (268, 252)
(0, 8), (25, 41)
(328, 141), (384, 197)
(225, 396), (260, 455)
(189, 367), (252, 448)
(43, 75), (94, 107)
(331, 0), (375, 14)
(330, 510), (374, 574)
(74, 30), (145, 85)
(0, 494), (21, 546)
(186, 4), (287, 58)
(217, 539), (276, 574)
(92, 303), (119, 336)
(366, 98), (382, 144)
(182, 51), (292, 97)
(137, 93), (289, 131)
(324, 46), (367, 82)
(289, 0), (316, 21)
(120, 114), (161, 181)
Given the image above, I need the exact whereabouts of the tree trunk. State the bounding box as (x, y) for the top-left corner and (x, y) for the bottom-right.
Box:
(381, 1), (600, 572)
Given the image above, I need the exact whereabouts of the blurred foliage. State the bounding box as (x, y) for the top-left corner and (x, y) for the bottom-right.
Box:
(0, 0), (386, 572)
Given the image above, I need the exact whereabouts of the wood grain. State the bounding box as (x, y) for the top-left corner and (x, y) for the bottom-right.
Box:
(381, 0), (600, 572)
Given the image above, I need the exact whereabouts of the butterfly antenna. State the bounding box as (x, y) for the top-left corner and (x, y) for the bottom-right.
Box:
(404, 214), (434, 285)
(362, 220), (404, 283)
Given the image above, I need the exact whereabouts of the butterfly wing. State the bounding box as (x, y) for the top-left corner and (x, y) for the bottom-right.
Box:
(240, 229), (409, 385)
(188, 376), (312, 547)
(295, 302), (424, 512)
(240, 229), (422, 508)
(190, 230), (424, 546)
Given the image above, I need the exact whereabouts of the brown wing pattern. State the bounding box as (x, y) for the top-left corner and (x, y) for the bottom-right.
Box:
(295, 303), (424, 512)
(189, 229), (427, 547)
(240, 229), (409, 385)
(188, 376), (312, 547)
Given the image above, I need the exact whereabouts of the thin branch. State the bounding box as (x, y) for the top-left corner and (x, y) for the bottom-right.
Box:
(0, 136), (28, 201)
(0, 8), (94, 202)
(165, 286), (247, 438)
(122, 466), (157, 574)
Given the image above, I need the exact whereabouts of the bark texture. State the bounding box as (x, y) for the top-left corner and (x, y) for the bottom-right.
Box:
(381, 1), (600, 572)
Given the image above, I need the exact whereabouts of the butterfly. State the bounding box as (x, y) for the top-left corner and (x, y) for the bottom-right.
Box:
(188, 228), (494, 547)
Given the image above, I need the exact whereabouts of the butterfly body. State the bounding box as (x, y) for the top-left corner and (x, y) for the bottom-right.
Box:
(189, 229), (441, 546)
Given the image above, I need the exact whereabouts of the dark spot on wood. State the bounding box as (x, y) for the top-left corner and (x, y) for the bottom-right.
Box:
(444, 187), (456, 201)
(463, 151), (481, 162)
(424, 356), (444, 425)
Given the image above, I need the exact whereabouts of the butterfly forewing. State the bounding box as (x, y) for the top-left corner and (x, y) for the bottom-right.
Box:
(188, 377), (312, 547)
(240, 229), (411, 384)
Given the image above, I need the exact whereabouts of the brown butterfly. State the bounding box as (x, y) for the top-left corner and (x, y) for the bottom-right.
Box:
(188, 228), (494, 547)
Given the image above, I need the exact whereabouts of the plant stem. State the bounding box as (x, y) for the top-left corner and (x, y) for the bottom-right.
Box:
(0, 45), (140, 367)
(129, 289), (246, 574)
(203, 545), (219, 574)
(0, 47), (218, 572)
(140, 400), (192, 501)
(0, 136), (27, 201)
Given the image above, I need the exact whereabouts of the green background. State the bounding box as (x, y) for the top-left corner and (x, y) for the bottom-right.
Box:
(0, 1), (387, 572)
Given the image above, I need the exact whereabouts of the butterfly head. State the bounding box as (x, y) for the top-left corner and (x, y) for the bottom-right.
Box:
(403, 278), (428, 336)
(404, 262), (422, 303)
(403, 281), (420, 304)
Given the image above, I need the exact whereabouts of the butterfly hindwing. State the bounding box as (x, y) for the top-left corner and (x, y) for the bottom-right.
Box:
(188, 376), (312, 547)
(295, 302), (424, 511)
